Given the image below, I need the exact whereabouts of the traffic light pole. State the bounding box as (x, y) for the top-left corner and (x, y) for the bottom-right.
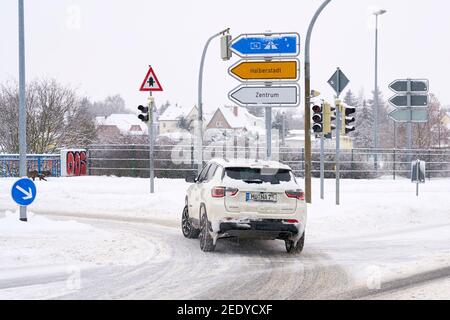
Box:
(197, 28), (230, 175)
(304, 0), (332, 204)
(148, 93), (155, 194)
(335, 99), (341, 206)
(320, 133), (324, 199)
(18, 0), (27, 222)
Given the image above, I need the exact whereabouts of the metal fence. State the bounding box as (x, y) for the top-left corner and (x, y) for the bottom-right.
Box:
(87, 144), (450, 179)
(0, 154), (61, 178)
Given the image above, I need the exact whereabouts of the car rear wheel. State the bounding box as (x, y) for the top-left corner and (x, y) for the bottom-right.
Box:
(199, 206), (216, 252)
(285, 232), (305, 254)
(182, 205), (200, 239)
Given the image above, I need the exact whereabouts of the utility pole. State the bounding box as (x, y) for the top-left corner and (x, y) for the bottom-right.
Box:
(18, 0), (27, 222)
(304, 0), (332, 204)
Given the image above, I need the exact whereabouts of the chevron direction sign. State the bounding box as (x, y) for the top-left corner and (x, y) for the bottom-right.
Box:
(388, 78), (429, 123)
(388, 108), (428, 123)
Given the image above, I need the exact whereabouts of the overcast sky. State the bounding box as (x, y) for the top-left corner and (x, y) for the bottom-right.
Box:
(1, 0), (449, 114)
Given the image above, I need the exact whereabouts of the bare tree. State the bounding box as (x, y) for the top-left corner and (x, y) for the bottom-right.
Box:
(0, 79), (96, 154)
(413, 93), (449, 149)
(87, 94), (130, 117)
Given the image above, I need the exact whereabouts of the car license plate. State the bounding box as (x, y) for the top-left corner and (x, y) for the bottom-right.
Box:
(246, 192), (277, 202)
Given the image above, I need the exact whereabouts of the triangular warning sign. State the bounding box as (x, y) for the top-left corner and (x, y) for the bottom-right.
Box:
(139, 67), (163, 92)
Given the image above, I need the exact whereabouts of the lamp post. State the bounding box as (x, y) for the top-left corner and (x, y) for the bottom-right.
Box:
(197, 28), (230, 174)
(304, 0), (332, 204)
(373, 9), (387, 173)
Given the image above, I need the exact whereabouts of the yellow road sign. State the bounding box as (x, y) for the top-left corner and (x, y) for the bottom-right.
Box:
(229, 59), (299, 81)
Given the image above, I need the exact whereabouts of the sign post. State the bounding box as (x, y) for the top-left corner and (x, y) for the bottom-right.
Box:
(18, 0), (28, 221)
(228, 32), (300, 161)
(327, 68), (350, 205)
(140, 66), (163, 194)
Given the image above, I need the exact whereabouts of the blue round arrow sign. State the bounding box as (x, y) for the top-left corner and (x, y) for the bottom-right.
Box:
(11, 178), (37, 206)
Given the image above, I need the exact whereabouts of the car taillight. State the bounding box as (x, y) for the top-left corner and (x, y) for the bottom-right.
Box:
(285, 190), (305, 201)
(226, 187), (239, 196)
(211, 187), (226, 198)
(284, 219), (299, 224)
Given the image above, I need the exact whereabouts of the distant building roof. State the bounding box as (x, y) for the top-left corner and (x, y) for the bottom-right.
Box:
(95, 114), (148, 136)
(159, 105), (195, 121)
(209, 106), (264, 131)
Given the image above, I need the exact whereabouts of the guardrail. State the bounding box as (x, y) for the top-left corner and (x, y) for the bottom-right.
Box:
(0, 154), (61, 178)
(87, 144), (450, 179)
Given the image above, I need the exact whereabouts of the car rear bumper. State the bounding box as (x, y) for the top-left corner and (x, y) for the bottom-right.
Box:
(218, 219), (300, 240)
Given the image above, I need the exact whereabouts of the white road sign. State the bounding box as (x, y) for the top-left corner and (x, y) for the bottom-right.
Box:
(228, 84), (300, 107)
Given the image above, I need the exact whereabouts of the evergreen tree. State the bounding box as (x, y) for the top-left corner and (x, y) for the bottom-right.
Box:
(366, 89), (393, 148)
(353, 98), (374, 148)
(343, 90), (358, 107)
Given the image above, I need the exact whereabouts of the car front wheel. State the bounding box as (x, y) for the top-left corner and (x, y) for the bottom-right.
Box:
(182, 205), (200, 239)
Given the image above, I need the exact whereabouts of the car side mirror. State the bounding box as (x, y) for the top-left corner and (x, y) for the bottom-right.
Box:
(185, 172), (197, 183)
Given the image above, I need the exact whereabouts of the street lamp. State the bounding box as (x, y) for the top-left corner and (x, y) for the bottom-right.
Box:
(373, 8), (387, 173)
(197, 28), (230, 174)
(304, 0), (332, 204)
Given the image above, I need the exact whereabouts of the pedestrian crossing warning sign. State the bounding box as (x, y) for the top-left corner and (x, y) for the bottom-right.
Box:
(139, 66), (163, 92)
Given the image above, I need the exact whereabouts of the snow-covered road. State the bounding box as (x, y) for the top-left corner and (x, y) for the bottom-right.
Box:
(1, 176), (449, 299)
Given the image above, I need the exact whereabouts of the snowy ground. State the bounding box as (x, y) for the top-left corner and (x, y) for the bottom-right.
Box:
(0, 175), (449, 299)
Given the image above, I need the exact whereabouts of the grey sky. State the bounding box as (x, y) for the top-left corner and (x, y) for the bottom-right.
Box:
(1, 0), (449, 114)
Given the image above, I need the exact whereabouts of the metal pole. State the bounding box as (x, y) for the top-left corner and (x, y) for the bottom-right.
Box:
(149, 92), (155, 193)
(18, 0), (27, 222)
(320, 133), (324, 199)
(335, 89), (341, 206)
(416, 160), (419, 196)
(304, 0), (332, 204)
(197, 28), (229, 174)
(265, 107), (272, 160)
(374, 14), (379, 174)
(393, 121), (396, 180)
(406, 79), (412, 178)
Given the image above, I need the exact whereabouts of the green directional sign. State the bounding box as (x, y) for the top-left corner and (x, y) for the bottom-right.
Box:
(389, 94), (428, 107)
(389, 79), (429, 93)
(388, 108), (428, 123)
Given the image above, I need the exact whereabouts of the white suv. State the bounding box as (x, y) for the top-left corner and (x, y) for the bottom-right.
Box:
(182, 159), (307, 253)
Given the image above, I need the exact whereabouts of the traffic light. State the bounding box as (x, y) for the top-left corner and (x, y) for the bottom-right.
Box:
(138, 105), (149, 122)
(311, 103), (323, 133)
(220, 33), (232, 61)
(340, 103), (356, 135)
(323, 102), (336, 137)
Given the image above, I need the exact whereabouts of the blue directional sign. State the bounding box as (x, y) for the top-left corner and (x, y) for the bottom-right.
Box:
(11, 178), (37, 206)
(230, 33), (300, 57)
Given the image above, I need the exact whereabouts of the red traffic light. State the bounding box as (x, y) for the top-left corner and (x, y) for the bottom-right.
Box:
(312, 104), (322, 113)
(138, 105), (149, 113)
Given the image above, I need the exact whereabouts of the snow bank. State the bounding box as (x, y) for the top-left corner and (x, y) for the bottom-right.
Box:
(0, 210), (158, 272)
(0, 211), (94, 235)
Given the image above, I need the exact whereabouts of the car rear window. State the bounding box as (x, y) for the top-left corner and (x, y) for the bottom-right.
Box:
(224, 167), (293, 184)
